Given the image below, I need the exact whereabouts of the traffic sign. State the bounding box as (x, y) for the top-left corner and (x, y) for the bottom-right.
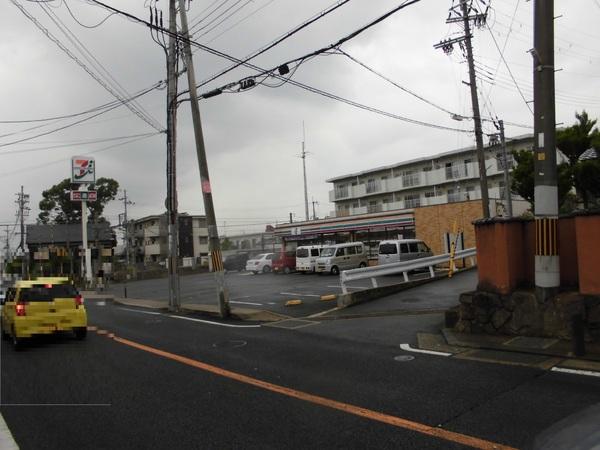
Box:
(70, 190), (97, 202)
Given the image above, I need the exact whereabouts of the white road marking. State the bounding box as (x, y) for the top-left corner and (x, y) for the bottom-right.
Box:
(0, 413), (18, 450)
(168, 315), (261, 328)
(268, 302), (276, 305)
(230, 296), (251, 300)
(230, 301), (263, 306)
(327, 285), (369, 290)
(399, 343), (452, 357)
(550, 367), (600, 378)
(118, 308), (162, 316)
(280, 292), (320, 297)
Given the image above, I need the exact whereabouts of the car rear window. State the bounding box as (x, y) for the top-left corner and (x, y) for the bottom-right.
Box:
(20, 284), (78, 302)
(379, 244), (398, 254)
(296, 248), (309, 258)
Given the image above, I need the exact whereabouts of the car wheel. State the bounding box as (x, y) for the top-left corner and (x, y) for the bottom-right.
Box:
(252, 271), (258, 275)
(284, 267), (291, 274)
(331, 266), (340, 275)
(359, 262), (367, 268)
(263, 265), (271, 274)
(74, 327), (87, 340)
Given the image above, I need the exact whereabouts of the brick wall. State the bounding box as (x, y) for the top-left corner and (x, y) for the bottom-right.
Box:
(414, 200), (483, 256)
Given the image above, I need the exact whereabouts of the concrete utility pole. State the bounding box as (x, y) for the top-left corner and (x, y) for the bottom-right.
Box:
(311, 198), (319, 220)
(16, 186), (30, 277)
(301, 122), (309, 222)
(498, 120), (513, 218)
(533, 0), (559, 300)
(119, 190), (133, 298)
(177, 0), (230, 318)
(166, 0), (181, 312)
(459, 0), (490, 218)
(81, 190), (92, 286)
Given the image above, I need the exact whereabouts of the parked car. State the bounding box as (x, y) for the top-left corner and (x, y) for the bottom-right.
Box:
(1, 277), (87, 350)
(315, 242), (368, 275)
(377, 239), (433, 266)
(223, 253), (249, 272)
(295, 245), (322, 273)
(245, 253), (275, 274)
(272, 251), (296, 274)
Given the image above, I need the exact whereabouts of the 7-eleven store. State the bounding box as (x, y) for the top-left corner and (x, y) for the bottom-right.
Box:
(273, 210), (415, 258)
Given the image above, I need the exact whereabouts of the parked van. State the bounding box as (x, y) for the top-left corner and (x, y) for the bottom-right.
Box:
(295, 245), (322, 273)
(377, 239), (433, 266)
(315, 242), (368, 275)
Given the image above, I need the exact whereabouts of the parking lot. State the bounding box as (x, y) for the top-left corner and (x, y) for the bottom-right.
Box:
(107, 269), (437, 318)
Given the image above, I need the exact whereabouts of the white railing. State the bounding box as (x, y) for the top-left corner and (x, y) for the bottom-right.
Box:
(339, 248), (476, 294)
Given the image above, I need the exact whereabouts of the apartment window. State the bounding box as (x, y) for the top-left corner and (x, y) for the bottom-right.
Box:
(198, 236), (208, 245)
(366, 178), (379, 194)
(499, 181), (507, 200)
(335, 184), (349, 199)
(367, 200), (381, 213)
(404, 194), (420, 208)
(352, 202), (359, 209)
(496, 153), (514, 171)
(424, 191), (436, 198)
(447, 189), (463, 203)
(402, 170), (420, 187)
(422, 166), (432, 172)
(464, 159), (472, 176)
(445, 162), (461, 180)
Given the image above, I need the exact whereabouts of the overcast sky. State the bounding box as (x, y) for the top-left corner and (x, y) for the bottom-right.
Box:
(1, 0), (599, 244)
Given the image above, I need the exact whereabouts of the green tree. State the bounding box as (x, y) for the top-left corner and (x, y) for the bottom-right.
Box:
(510, 150), (573, 211)
(573, 159), (600, 208)
(557, 110), (599, 166)
(221, 237), (233, 250)
(38, 177), (119, 224)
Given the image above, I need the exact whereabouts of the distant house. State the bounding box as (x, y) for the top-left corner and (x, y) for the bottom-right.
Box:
(26, 223), (115, 275)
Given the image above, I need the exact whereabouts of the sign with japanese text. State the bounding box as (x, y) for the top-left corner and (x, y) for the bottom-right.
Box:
(70, 190), (97, 202)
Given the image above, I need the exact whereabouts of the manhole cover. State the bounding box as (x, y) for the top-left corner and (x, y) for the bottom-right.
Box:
(394, 355), (415, 362)
(212, 340), (247, 349)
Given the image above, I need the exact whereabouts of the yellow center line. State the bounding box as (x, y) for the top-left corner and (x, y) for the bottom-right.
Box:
(105, 333), (516, 450)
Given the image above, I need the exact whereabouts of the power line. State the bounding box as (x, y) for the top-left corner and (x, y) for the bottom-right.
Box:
(204, 0), (278, 44)
(11, 0), (164, 132)
(63, 0), (115, 28)
(192, 0), (255, 39)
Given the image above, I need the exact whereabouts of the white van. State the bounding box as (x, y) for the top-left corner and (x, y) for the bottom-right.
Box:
(377, 239), (433, 266)
(295, 246), (322, 273)
(315, 242), (368, 275)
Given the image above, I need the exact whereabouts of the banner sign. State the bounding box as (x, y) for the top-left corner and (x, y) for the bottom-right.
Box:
(71, 156), (95, 184)
(70, 190), (97, 202)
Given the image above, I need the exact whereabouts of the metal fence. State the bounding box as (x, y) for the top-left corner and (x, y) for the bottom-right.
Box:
(339, 248), (477, 294)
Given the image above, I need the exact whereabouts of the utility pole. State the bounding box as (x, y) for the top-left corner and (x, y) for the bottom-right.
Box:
(177, 0), (230, 318)
(311, 198), (319, 220)
(532, 0), (559, 300)
(435, 0), (490, 218)
(498, 120), (513, 218)
(1, 226), (10, 277)
(166, 0), (181, 312)
(119, 190), (133, 298)
(15, 186), (30, 278)
(301, 122), (309, 222)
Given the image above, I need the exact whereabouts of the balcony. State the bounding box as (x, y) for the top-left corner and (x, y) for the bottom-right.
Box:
(144, 243), (163, 255)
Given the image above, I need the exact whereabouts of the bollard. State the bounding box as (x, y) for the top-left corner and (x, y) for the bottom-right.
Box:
(572, 314), (585, 357)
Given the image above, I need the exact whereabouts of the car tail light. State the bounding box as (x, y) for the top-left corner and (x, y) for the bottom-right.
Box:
(16, 303), (26, 316)
(75, 295), (83, 307)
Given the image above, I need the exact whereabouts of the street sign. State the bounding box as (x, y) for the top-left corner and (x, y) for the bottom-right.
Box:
(71, 156), (95, 184)
(70, 190), (98, 202)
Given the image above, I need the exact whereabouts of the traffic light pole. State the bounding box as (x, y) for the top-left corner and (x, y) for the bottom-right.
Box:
(177, 1), (230, 318)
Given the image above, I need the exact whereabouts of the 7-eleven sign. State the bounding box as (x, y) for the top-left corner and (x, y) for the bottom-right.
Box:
(71, 156), (95, 184)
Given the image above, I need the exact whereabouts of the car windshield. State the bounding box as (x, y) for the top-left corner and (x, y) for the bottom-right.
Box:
(254, 254), (266, 260)
(320, 247), (336, 257)
(296, 248), (309, 258)
(20, 284), (78, 302)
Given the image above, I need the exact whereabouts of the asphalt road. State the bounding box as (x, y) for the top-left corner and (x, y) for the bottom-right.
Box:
(107, 269), (452, 318)
(2, 301), (600, 449)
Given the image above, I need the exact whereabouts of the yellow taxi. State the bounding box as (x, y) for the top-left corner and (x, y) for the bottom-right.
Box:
(1, 277), (87, 350)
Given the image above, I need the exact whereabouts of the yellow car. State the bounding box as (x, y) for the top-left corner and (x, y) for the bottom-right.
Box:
(1, 277), (87, 350)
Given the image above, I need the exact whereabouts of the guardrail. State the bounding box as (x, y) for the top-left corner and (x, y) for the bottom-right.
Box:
(339, 248), (477, 294)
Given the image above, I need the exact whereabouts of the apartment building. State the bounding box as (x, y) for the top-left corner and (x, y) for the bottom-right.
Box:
(129, 213), (208, 265)
(327, 134), (534, 218)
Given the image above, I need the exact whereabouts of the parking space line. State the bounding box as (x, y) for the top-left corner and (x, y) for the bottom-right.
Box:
(230, 301), (263, 306)
(551, 367), (600, 378)
(280, 292), (321, 298)
(168, 315), (261, 328)
(118, 308), (162, 316)
(327, 285), (369, 290)
(111, 335), (516, 450)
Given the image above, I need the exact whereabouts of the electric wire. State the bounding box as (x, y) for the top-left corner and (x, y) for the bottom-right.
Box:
(204, 0), (278, 44)
(190, 0), (246, 36)
(192, 0), (255, 39)
(63, 0), (115, 28)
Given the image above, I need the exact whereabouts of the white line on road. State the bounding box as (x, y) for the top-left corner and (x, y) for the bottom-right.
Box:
(118, 308), (162, 316)
(327, 285), (369, 290)
(230, 296), (251, 300)
(399, 343), (452, 357)
(0, 413), (18, 450)
(230, 301), (263, 306)
(280, 292), (320, 297)
(550, 367), (600, 378)
(168, 315), (261, 328)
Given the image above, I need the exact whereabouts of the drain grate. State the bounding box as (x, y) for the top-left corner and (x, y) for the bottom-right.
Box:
(503, 336), (559, 350)
(265, 319), (319, 330)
